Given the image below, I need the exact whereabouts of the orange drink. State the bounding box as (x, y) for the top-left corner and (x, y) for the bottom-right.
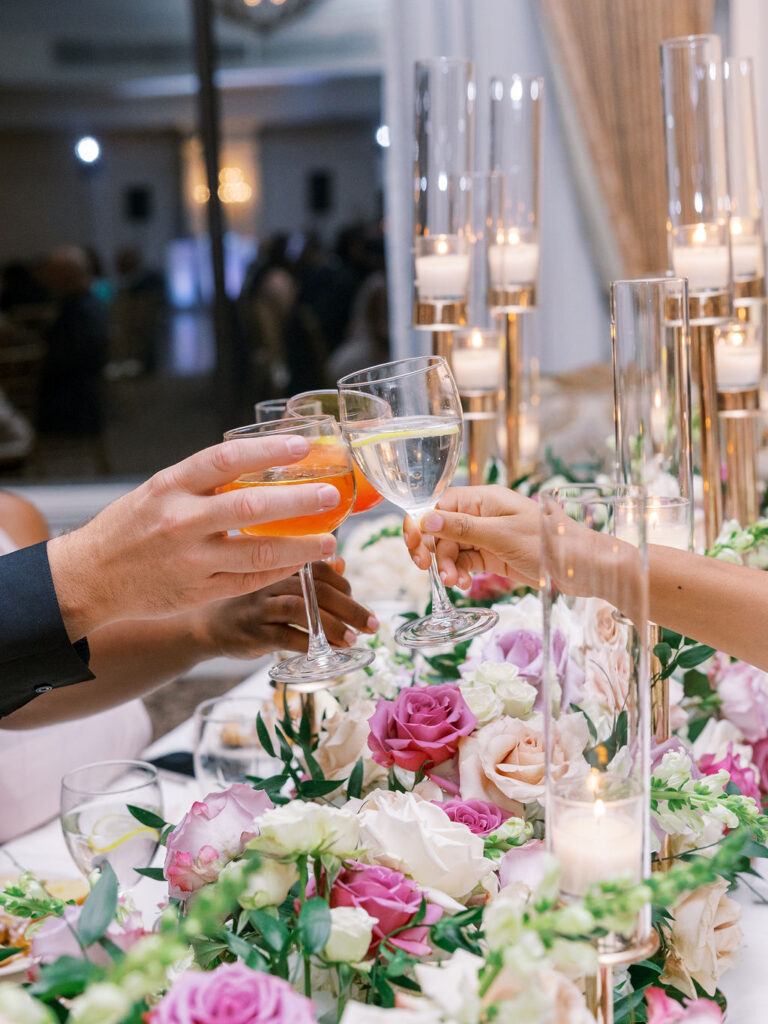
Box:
(352, 467), (384, 513)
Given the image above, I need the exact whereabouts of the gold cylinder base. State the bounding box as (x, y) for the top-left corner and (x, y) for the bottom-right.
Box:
(690, 317), (724, 548)
(585, 931), (659, 1024)
(501, 312), (522, 484)
(487, 283), (537, 312)
(413, 299), (467, 330)
(461, 391), (499, 486)
(719, 387), (760, 527)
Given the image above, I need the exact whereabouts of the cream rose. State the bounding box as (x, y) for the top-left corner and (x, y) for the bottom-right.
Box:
(484, 967), (596, 1024)
(248, 801), (359, 858)
(466, 662), (537, 720)
(315, 698), (387, 789)
(357, 790), (491, 900)
(230, 857), (299, 910)
(458, 681), (504, 725)
(458, 713), (589, 812)
(660, 878), (743, 996)
(583, 598), (630, 651)
(322, 906), (376, 964)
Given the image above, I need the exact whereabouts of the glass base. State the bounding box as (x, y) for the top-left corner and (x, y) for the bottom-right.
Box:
(268, 646), (375, 691)
(395, 607), (498, 649)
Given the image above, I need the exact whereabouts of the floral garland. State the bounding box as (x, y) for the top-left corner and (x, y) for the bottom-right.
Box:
(2, 518), (768, 1024)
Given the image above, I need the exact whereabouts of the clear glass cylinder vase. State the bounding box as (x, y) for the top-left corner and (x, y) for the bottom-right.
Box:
(541, 484), (651, 954)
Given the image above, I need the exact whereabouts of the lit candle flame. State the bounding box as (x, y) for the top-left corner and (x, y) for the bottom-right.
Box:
(731, 217), (743, 237)
(692, 223), (708, 245)
(469, 329), (484, 349)
(653, 390), (662, 410)
(594, 799), (606, 820)
(436, 237), (449, 255)
(586, 768), (601, 794)
(507, 227), (521, 246)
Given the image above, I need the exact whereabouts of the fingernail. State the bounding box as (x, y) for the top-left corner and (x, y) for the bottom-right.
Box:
(439, 570), (448, 583)
(287, 436), (309, 456)
(422, 512), (443, 532)
(366, 615), (380, 632)
(321, 535), (337, 557)
(316, 484), (340, 509)
(343, 629), (357, 646)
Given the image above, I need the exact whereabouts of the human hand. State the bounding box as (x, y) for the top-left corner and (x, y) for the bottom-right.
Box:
(198, 558), (380, 659)
(48, 436), (340, 639)
(403, 485), (544, 590)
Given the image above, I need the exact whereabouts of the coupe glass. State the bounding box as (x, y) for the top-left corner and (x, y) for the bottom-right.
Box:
(255, 398), (289, 422)
(222, 414), (375, 687)
(60, 760), (162, 892)
(338, 355), (498, 647)
(194, 696), (282, 791)
(286, 389), (385, 514)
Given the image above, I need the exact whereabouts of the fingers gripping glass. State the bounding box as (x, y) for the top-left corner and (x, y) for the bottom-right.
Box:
(222, 415), (374, 688)
(338, 355), (498, 648)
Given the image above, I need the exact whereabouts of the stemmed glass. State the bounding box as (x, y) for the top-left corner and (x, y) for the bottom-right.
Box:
(255, 398), (289, 422)
(338, 355), (498, 647)
(286, 389), (385, 514)
(222, 415), (375, 687)
(60, 760), (163, 892)
(194, 696), (282, 791)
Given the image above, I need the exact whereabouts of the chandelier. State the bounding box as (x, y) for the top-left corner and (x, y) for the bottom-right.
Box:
(216, 0), (324, 34)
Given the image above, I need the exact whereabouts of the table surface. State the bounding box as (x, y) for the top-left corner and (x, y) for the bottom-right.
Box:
(2, 665), (766, 1019)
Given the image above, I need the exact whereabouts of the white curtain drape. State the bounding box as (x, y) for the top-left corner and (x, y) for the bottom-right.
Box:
(382, 0), (609, 372)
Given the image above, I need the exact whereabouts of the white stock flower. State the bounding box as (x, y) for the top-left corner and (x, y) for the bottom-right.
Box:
(493, 817), (533, 845)
(483, 894), (525, 950)
(653, 750), (695, 789)
(358, 790), (491, 900)
(248, 801), (359, 858)
(68, 984), (132, 1024)
(322, 906), (376, 964)
(0, 987), (56, 1024)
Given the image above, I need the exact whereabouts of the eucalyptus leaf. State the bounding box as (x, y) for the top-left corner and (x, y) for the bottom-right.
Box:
(297, 897), (331, 954)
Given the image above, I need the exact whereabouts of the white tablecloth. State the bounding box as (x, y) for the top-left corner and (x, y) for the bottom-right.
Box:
(2, 664), (766, 1019)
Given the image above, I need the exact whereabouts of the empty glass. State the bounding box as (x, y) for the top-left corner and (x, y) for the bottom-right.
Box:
(193, 696), (282, 791)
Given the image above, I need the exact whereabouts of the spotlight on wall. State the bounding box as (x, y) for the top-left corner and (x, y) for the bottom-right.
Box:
(75, 136), (101, 164)
(375, 125), (391, 148)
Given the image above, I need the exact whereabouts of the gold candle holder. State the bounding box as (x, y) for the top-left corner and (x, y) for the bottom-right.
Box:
(690, 318), (725, 548)
(462, 392), (499, 485)
(451, 327), (504, 485)
(586, 931), (660, 1024)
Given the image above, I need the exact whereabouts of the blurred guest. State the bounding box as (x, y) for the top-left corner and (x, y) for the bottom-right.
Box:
(110, 246), (166, 375)
(328, 270), (389, 381)
(239, 234), (297, 398)
(0, 261), (48, 315)
(37, 246), (109, 436)
(84, 246), (115, 308)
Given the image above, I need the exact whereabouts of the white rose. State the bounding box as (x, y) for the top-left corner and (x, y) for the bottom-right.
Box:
(68, 984), (132, 1024)
(0, 987), (56, 1024)
(459, 680), (504, 725)
(486, 967), (596, 1024)
(315, 698), (387, 789)
(414, 949), (483, 1024)
(323, 906), (376, 964)
(231, 857), (299, 910)
(471, 662), (537, 719)
(660, 878), (743, 996)
(340, 1004), (440, 1024)
(358, 790), (491, 900)
(249, 802), (359, 858)
(691, 718), (753, 766)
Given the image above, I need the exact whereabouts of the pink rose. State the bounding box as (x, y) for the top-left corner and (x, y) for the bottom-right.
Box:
(320, 861), (442, 957)
(367, 685), (477, 772)
(466, 573), (513, 602)
(750, 736), (768, 795)
(713, 658), (768, 742)
(164, 783), (273, 900)
(435, 798), (509, 835)
(147, 962), (317, 1024)
(645, 986), (723, 1023)
(498, 839), (546, 891)
(698, 744), (761, 803)
(31, 904), (144, 966)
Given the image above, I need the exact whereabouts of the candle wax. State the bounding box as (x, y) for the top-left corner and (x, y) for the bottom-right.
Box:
(671, 244), (730, 292)
(716, 342), (762, 389)
(732, 241), (763, 279)
(452, 346), (503, 391)
(415, 253), (470, 300)
(551, 808), (643, 896)
(488, 242), (539, 287)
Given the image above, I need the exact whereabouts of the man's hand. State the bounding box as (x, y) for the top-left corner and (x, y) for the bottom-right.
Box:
(48, 436), (340, 639)
(403, 485), (543, 590)
(197, 559), (380, 659)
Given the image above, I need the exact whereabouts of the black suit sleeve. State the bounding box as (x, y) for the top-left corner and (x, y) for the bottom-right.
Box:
(0, 542), (94, 718)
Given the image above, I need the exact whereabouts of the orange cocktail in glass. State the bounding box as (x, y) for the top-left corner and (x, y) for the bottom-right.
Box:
(286, 389), (385, 515)
(221, 415), (374, 690)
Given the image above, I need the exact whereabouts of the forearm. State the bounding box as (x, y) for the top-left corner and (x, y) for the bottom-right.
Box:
(0, 612), (212, 728)
(649, 547), (768, 669)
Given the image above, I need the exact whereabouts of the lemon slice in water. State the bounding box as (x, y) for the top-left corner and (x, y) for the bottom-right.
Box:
(350, 422), (460, 447)
(87, 813), (158, 854)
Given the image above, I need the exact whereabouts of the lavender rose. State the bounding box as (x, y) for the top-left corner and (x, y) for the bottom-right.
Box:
(367, 685), (477, 772)
(713, 658), (768, 742)
(164, 783), (273, 900)
(435, 797), (509, 835)
(147, 963), (317, 1024)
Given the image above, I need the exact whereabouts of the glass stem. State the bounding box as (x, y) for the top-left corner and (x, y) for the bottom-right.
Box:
(427, 540), (454, 621)
(300, 562), (334, 663)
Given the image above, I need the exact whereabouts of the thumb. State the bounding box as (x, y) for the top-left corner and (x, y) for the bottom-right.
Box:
(420, 509), (483, 545)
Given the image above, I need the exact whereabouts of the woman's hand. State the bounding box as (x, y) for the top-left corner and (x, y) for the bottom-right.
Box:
(198, 559), (379, 659)
(403, 485), (543, 590)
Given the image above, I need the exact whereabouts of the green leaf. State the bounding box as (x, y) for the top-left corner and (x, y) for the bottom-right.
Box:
(256, 713), (276, 758)
(297, 897), (331, 954)
(220, 928), (268, 970)
(77, 862), (119, 947)
(0, 947), (22, 963)
(653, 642), (673, 666)
(28, 957), (101, 999)
(677, 645), (716, 668)
(126, 805), (167, 830)
(297, 778), (347, 799)
(134, 866), (166, 881)
(248, 909), (291, 954)
(687, 717), (710, 743)
(683, 670), (713, 699)
(662, 629), (682, 649)
(347, 757), (364, 800)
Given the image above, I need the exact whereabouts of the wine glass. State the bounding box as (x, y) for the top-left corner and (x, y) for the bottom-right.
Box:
(222, 414), (375, 688)
(255, 398), (289, 422)
(286, 389), (385, 514)
(338, 355), (499, 648)
(60, 760), (163, 892)
(193, 696), (283, 791)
